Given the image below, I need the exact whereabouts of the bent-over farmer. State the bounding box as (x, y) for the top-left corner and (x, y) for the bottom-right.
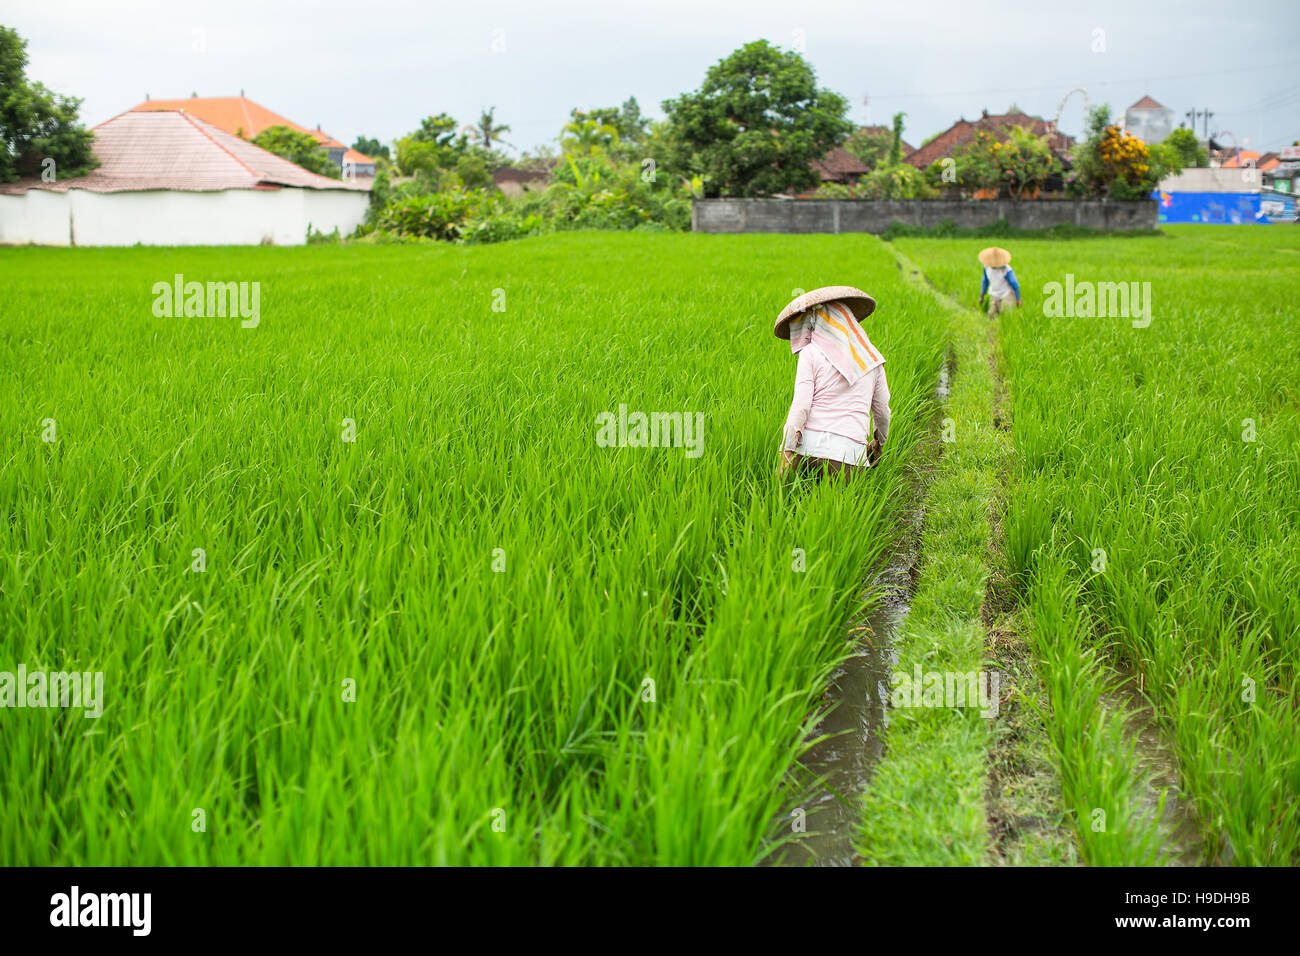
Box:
(775, 286), (891, 482)
(978, 246), (1021, 317)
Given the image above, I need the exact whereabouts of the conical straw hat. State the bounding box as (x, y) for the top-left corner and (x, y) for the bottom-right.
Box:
(774, 285), (876, 340)
(978, 247), (1012, 267)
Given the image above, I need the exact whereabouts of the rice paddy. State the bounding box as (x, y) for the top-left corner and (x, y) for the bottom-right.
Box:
(2, 225), (1295, 865)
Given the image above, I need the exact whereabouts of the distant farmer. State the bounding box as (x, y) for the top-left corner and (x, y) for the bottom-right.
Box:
(775, 286), (891, 482)
(978, 246), (1021, 317)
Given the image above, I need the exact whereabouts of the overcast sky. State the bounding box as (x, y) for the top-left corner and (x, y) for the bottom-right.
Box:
(7, 0), (1298, 156)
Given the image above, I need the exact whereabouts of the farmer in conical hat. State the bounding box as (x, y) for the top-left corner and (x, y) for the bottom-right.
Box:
(774, 286), (891, 482)
(977, 247), (1021, 317)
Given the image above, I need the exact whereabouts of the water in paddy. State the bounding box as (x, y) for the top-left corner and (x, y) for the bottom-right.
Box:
(767, 506), (921, 867)
(1102, 662), (1208, 866)
(765, 362), (943, 867)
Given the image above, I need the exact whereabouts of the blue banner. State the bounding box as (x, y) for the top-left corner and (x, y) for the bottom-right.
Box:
(1151, 190), (1280, 224)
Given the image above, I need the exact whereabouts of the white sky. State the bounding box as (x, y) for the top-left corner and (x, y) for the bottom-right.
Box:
(5, 0), (1298, 156)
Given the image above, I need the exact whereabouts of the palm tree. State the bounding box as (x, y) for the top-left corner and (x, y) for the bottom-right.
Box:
(473, 107), (512, 150)
(560, 117), (619, 157)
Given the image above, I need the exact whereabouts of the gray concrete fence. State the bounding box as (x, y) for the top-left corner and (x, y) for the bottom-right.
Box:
(691, 198), (1158, 234)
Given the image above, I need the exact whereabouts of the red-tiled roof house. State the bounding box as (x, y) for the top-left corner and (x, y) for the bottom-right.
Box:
(0, 109), (370, 246)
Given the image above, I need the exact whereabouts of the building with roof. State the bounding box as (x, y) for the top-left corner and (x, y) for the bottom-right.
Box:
(1124, 95), (1174, 145)
(132, 94), (377, 178)
(492, 166), (550, 197)
(854, 125), (916, 158)
(904, 107), (1072, 173)
(0, 109), (371, 246)
(811, 146), (872, 185)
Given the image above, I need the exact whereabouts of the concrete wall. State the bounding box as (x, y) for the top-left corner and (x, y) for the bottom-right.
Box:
(1157, 167), (1261, 194)
(0, 186), (370, 246)
(692, 198), (1158, 234)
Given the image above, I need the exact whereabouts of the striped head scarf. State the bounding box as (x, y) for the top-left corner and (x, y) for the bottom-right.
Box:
(787, 299), (884, 386)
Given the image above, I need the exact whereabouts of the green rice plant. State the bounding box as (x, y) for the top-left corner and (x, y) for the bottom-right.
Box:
(857, 250), (998, 865)
(899, 225), (1300, 865)
(0, 232), (947, 865)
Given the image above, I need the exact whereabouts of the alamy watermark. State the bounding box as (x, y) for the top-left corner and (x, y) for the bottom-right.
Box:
(596, 404), (704, 458)
(1, 665), (104, 718)
(1042, 274), (1152, 328)
(50, 886), (150, 936)
(152, 273), (260, 328)
(889, 666), (1000, 718)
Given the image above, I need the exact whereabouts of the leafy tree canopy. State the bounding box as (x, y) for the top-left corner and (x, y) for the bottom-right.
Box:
(1163, 127), (1209, 168)
(0, 26), (98, 182)
(251, 125), (339, 178)
(660, 39), (852, 197)
(351, 136), (390, 160)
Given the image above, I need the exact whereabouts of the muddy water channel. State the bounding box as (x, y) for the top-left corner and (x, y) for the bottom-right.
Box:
(766, 364), (945, 867)
(767, 530), (918, 866)
(1102, 662), (1208, 865)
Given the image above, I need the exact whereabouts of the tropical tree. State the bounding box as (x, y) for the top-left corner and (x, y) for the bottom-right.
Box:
(351, 135), (390, 161)
(0, 26), (98, 182)
(1067, 105), (1174, 199)
(394, 113), (469, 177)
(560, 116), (620, 157)
(843, 125), (892, 170)
(252, 125), (338, 178)
(660, 39), (853, 197)
(471, 107), (512, 150)
(951, 125), (1060, 198)
(1163, 127), (1209, 168)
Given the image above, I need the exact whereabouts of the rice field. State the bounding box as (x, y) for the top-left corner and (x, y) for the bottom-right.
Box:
(2, 233), (948, 865)
(2, 225), (1295, 866)
(896, 225), (1300, 865)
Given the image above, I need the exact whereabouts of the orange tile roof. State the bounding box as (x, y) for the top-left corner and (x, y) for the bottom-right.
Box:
(1221, 150), (1261, 168)
(0, 109), (370, 194)
(131, 95), (375, 164)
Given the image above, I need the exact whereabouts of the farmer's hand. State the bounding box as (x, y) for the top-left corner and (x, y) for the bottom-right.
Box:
(1016, 298), (1022, 307)
(778, 450), (796, 476)
(865, 438), (882, 466)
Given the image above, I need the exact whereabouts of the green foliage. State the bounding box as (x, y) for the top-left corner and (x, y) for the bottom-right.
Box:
(251, 125), (339, 179)
(568, 98), (647, 159)
(0, 234), (946, 865)
(394, 112), (470, 176)
(814, 162), (936, 200)
(470, 107), (511, 150)
(376, 188), (494, 240)
(899, 227), (1300, 864)
(951, 126), (1061, 198)
(0, 26), (98, 182)
(560, 116), (620, 158)
(350, 135), (389, 160)
(1067, 105), (1169, 199)
(539, 152), (689, 231)
(843, 126), (892, 170)
(660, 39), (853, 197)
(1162, 127), (1208, 168)
(887, 112), (906, 167)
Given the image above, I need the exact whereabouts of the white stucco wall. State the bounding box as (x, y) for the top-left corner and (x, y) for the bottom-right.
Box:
(0, 189), (71, 245)
(1158, 167), (1261, 194)
(0, 186), (369, 246)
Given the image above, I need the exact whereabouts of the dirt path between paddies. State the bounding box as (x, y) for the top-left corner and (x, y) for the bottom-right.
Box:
(857, 246), (1077, 865)
(896, 245), (1206, 867)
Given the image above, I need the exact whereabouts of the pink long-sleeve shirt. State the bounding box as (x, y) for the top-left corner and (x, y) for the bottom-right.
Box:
(782, 344), (891, 453)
